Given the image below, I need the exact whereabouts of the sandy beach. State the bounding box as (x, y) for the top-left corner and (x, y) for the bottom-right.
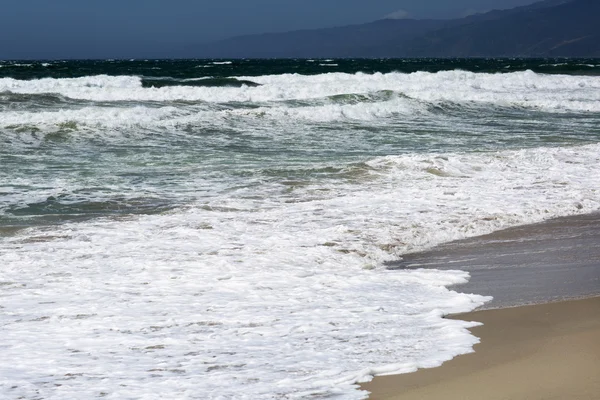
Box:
(362, 214), (600, 399)
(362, 296), (600, 399)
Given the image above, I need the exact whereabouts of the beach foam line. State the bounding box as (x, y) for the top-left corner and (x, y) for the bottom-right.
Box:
(386, 212), (600, 309)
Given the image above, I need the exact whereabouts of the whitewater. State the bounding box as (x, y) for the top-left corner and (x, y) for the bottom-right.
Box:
(1, 59), (600, 399)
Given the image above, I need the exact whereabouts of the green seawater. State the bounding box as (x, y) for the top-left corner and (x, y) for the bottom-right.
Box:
(2, 58), (600, 81)
(1, 58), (600, 228)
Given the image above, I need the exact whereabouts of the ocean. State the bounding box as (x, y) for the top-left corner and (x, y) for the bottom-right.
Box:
(1, 58), (600, 399)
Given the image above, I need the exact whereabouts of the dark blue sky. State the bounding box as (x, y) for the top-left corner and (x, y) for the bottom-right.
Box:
(2, 0), (538, 59)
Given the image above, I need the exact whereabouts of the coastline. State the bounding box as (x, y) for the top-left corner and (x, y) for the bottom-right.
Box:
(362, 213), (600, 399)
(361, 296), (600, 400)
(386, 212), (600, 309)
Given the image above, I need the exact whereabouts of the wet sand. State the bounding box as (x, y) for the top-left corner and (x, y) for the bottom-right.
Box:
(386, 213), (600, 309)
(362, 213), (600, 399)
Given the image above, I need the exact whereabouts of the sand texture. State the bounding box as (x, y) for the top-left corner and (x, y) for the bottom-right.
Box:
(361, 296), (600, 399)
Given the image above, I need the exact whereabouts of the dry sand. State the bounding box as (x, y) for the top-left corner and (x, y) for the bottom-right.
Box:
(361, 296), (600, 400)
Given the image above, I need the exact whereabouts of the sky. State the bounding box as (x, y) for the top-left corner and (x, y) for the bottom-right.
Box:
(1, 0), (540, 59)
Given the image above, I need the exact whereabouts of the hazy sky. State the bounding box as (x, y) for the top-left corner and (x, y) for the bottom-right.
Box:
(2, 0), (539, 59)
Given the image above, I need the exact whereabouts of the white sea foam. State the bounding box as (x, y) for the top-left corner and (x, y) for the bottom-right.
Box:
(0, 106), (205, 134)
(2, 142), (600, 398)
(2, 70), (600, 135)
(1, 70), (600, 113)
(1, 215), (487, 399)
(2, 68), (600, 399)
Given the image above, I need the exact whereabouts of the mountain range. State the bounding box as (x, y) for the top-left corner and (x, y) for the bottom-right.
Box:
(195, 0), (600, 58)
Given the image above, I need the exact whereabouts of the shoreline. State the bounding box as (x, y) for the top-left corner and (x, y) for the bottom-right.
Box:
(387, 212), (600, 309)
(361, 296), (600, 399)
(361, 212), (600, 399)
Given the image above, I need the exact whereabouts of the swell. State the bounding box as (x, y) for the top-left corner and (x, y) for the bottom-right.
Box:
(0, 91), (90, 112)
(1, 69), (599, 144)
(141, 77), (261, 88)
(2, 70), (599, 112)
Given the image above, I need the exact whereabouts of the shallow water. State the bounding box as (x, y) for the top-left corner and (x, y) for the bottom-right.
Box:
(389, 213), (600, 309)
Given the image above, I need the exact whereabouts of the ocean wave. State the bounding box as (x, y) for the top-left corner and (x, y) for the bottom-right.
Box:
(0, 106), (187, 132)
(0, 91), (83, 109)
(1, 95), (598, 137)
(141, 77), (260, 88)
(0, 70), (599, 113)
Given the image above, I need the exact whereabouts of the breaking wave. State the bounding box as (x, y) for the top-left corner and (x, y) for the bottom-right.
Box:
(0, 70), (597, 112)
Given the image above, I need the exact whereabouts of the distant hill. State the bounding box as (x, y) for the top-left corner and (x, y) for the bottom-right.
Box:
(194, 0), (600, 58)
(404, 0), (600, 57)
(195, 19), (446, 59)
